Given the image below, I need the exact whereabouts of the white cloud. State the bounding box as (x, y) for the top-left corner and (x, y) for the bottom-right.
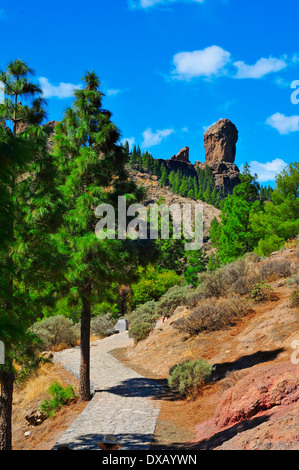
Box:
(241, 159), (288, 183)
(234, 57), (288, 79)
(129, 0), (204, 9)
(171, 45), (292, 82)
(142, 128), (174, 147)
(173, 46), (231, 80)
(106, 89), (122, 96)
(39, 77), (82, 99)
(266, 113), (299, 135)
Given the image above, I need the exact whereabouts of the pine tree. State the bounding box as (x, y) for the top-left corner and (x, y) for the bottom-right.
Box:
(0, 59), (47, 449)
(184, 249), (207, 287)
(153, 159), (161, 178)
(160, 165), (169, 187)
(54, 72), (144, 401)
(210, 166), (263, 264)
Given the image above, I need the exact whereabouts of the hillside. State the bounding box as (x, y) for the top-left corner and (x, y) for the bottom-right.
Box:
(120, 247), (299, 450)
(130, 169), (221, 244)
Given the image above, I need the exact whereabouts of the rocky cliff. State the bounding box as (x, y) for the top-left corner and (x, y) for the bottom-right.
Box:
(158, 118), (241, 195)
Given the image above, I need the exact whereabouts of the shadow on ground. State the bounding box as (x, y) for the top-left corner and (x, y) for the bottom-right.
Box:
(211, 348), (285, 382)
(150, 414), (271, 450)
(95, 348), (285, 401)
(53, 432), (156, 450)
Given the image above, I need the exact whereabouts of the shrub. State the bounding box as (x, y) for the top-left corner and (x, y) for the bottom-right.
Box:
(287, 274), (299, 289)
(155, 285), (193, 319)
(131, 267), (181, 309)
(40, 381), (77, 418)
(258, 259), (291, 281)
(173, 296), (251, 336)
(128, 301), (159, 343)
(250, 282), (274, 302)
(289, 289), (299, 309)
(129, 321), (155, 343)
(168, 359), (214, 398)
(255, 234), (285, 257)
(32, 316), (79, 351)
(198, 269), (227, 299)
(91, 313), (117, 338)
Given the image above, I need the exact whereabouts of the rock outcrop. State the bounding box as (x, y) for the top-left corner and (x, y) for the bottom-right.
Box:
(157, 119), (240, 195)
(204, 118), (238, 164)
(196, 160), (241, 195)
(195, 362), (299, 450)
(197, 119), (240, 193)
(170, 146), (190, 163)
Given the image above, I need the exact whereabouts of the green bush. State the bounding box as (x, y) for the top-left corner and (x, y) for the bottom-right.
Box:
(255, 234), (285, 257)
(91, 313), (117, 337)
(31, 315), (79, 350)
(40, 381), (77, 418)
(155, 285), (193, 319)
(168, 359), (214, 399)
(129, 321), (155, 343)
(128, 301), (159, 343)
(250, 282), (274, 302)
(131, 267), (181, 309)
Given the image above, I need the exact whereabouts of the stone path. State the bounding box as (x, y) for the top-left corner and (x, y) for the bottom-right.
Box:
(53, 332), (162, 450)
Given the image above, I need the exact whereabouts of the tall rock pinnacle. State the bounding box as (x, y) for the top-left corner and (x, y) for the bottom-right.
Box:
(204, 118), (239, 164)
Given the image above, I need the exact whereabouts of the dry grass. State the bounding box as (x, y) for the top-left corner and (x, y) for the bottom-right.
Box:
(15, 362), (77, 407)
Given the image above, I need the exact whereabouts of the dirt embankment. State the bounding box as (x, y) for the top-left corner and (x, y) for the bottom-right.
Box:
(120, 249), (299, 450)
(12, 362), (86, 450)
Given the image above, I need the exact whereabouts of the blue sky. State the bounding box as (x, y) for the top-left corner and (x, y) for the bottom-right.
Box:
(1, 0), (298, 183)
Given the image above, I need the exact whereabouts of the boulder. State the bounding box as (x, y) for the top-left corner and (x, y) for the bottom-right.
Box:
(204, 119), (238, 164)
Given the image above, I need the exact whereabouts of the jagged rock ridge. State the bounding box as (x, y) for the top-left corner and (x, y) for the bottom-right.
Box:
(159, 118), (241, 195)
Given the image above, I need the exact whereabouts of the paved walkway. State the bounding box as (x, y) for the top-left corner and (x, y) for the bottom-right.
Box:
(53, 332), (162, 450)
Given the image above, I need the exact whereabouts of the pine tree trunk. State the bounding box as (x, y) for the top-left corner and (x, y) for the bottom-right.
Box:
(79, 284), (91, 402)
(0, 369), (14, 450)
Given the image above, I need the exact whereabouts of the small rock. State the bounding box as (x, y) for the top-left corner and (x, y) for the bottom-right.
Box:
(41, 351), (54, 360)
(25, 409), (47, 426)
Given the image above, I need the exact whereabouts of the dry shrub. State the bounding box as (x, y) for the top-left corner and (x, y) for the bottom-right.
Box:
(287, 274), (299, 289)
(289, 290), (299, 310)
(17, 362), (75, 407)
(197, 254), (260, 300)
(173, 295), (252, 336)
(219, 370), (249, 391)
(258, 258), (291, 282)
